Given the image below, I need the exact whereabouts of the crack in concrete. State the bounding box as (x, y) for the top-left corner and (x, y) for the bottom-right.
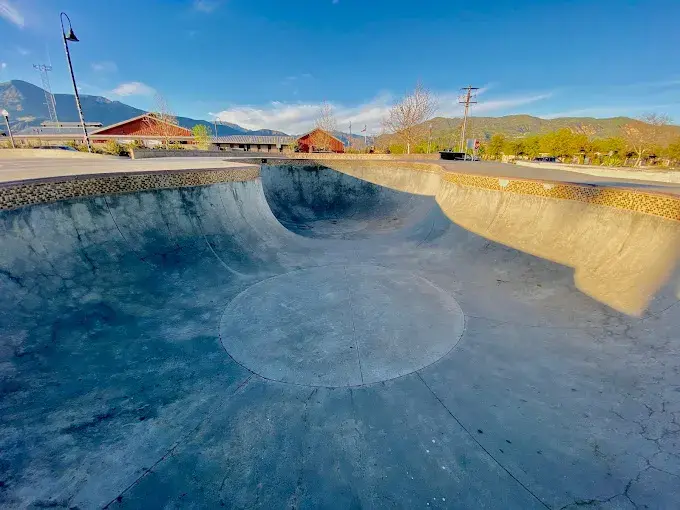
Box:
(343, 265), (364, 385)
(102, 374), (253, 509)
(416, 372), (550, 509)
(558, 465), (649, 510)
(287, 388), (318, 510)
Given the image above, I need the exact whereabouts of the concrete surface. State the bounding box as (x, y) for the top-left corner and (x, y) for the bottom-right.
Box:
(436, 160), (680, 196)
(1, 163), (679, 509)
(515, 160), (680, 185)
(0, 149), (118, 160)
(0, 156), (256, 185)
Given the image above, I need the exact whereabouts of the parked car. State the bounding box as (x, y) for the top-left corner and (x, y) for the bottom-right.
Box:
(533, 156), (557, 162)
(439, 150), (466, 161)
(37, 145), (78, 151)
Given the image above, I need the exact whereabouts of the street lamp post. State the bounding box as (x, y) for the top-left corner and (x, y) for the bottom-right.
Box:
(60, 12), (92, 153)
(1, 109), (15, 148)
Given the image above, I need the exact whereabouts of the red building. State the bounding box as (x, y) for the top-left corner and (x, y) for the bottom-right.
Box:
(297, 128), (345, 153)
(91, 113), (192, 139)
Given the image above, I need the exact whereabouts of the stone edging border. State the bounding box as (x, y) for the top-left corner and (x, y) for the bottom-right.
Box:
(0, 167), (260, 211)
(1, 160), (679, 223)
(442, 172), (680, 222)
(299, 158), (680, 222)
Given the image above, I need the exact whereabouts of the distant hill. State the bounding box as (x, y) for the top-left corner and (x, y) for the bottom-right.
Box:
(248, 129), (289, 136)
(0, 80), (254, 136)
(418, 115), (680, 145)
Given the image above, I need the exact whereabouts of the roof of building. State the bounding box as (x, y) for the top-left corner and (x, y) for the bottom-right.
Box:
(214, 135), (296, 145)
(40, 121), (103, 128)
(298, 128), (345, 145)
(90, 113), (191, 136)
(15, 126), (90, 136)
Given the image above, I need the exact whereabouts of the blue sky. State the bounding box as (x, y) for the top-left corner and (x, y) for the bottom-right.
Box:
(1, 0), (680, 133)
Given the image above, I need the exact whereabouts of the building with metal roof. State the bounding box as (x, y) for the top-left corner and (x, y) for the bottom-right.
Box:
(213, 135), (297, 153)
(213, 131), (344, 153)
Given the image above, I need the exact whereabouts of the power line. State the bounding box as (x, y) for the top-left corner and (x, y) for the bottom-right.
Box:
(33, 64), (59, 124)
(458, 85), (478, 152)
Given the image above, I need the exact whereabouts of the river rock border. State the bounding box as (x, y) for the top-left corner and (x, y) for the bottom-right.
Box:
(443, 172), (680, 222)
(0, 167), (260, 211)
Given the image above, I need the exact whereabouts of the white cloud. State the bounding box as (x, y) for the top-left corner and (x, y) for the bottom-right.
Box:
(1, 62), (7, 70)
(542, 103), (679, 119)
(211, 94), (394, 135)
(92, 61), (118, 73)
(16, 46), (29, 56)
(193, 0), (219, 13)
(111, 81), (155, 97)
(0, 0), (24, 27)
(474, 93), (553, 114)
(210, 89), (554, 134)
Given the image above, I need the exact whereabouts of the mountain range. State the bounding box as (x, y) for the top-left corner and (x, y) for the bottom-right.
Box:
(0, 80), (284, 137)
(3, 79), (679, 144)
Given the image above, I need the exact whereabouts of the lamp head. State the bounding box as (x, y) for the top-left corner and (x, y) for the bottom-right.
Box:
(64, 28), (79, 42)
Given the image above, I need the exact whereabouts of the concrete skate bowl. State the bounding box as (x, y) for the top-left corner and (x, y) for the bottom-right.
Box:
(261, 163), (436, 238)
(0, 161), (679, 509)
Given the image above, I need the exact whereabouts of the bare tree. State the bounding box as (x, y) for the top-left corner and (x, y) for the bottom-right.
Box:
(622, 113), (672, 167)
(382, 83), (437, 154)
(309, 101), (338, 151)
(146, 93), (179, 148)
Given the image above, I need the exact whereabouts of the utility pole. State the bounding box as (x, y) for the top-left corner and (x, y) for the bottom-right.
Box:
(458, 85), (479, 152)
(33, 64), (59, 125)
(427, 122), (432, 154)
(349, 121), (352, 150)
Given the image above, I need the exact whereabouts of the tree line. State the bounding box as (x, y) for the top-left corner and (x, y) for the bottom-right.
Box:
(480, 114), (680, 167)
(373, 84), (680, 168)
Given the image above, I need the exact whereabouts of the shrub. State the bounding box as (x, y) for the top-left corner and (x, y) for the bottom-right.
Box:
(127, 139), (144, 150)
(103, 140), (125, 156)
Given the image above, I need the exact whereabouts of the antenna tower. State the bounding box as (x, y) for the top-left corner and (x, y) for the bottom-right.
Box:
(33, 64), (59, 124)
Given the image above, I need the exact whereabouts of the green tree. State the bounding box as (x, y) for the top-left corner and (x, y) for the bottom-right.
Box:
(503, 139), (525, 157)
(522, 135), (542, 159)
(486, 134), (506, 160)
(540, 128), (576, 160)
(664, 138), (680, 167)
(192, 124), (212, 150)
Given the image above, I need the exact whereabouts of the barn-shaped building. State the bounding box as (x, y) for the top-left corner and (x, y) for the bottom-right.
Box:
(91, 113), (192, 140)
(297, 128), (345, 153)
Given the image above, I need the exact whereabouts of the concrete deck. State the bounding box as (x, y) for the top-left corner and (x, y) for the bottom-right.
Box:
(0, 159), (679, 509)
(0, 155), (255, 185)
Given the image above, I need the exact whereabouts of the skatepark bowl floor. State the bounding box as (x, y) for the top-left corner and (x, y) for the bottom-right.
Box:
(1, 161), (679, 509)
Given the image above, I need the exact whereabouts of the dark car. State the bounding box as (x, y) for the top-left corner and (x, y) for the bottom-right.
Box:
(439, 150), (466, 161)
(36, 145), (79, 151)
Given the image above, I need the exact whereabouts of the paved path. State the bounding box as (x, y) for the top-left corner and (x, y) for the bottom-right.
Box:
(434, 160), (680, 196)
(0, 156), (255, 185)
